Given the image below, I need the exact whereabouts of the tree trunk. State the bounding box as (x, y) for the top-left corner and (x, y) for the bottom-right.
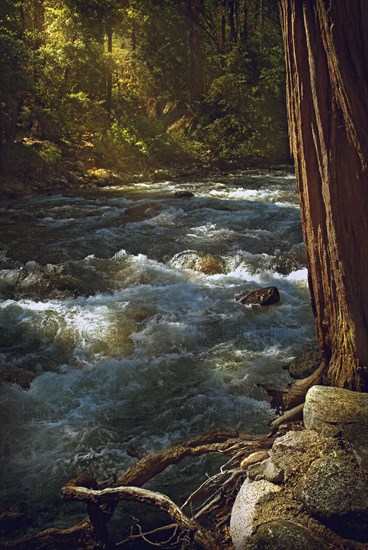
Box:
(240, 0), (248, 44)
(186, 0), (206, 106)
(279, 0), (368, 390)
(106, 27), (113, 117)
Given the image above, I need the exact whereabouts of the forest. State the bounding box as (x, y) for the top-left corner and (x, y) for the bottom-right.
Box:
(1, 0), (368, 548)
(1, 0), (288, 182)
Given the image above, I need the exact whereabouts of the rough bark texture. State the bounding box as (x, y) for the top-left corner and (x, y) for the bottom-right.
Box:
(279, 0), (368, 390)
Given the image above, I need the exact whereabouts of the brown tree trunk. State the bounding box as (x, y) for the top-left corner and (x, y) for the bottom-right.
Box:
(279, 0), (368, 390)
(186, 0), (206, 106)
(106, 27), (113, 117)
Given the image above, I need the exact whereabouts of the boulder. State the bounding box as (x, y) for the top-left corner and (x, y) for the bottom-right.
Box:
(124, 202), (163, 221)
(288, 341), (321, 379)
(270, 430), (339, 481)
(230, 479), (281, 549)
(246, 519), (329, 550)
(304, 385), (368, 468)
(236, 286), (280, 306)
(247, 457), (284, 484)
(295, 456), (368, 541)
(195, 254), (223, 275)
(153, 168), (172, 181)
(0, 502), (32, 536)
(0, 366), (35, 389)
(174, 190), (194, 198)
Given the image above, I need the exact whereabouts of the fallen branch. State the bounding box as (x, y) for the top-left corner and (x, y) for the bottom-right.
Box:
(270, 402), (304, 431)
(115, 429), (265, 487)
(116, 523), (178, 547)
(0, 429), (274, 549)
(62, 484), (224, 549)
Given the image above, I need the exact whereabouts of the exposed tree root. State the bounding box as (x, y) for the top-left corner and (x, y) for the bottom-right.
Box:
(2, 379), (321, 550)
(0, 429), (274, 549)
(62, 484), (224, 549)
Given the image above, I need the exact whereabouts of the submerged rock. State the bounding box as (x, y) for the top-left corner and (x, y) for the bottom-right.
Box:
(236, 286), (280, 306)
(246, 519), (329, 550)
(0, 366), (35, 389)
(195, 254), (223, 275)
(304, 385), (368, 469)
(0, 502), (32, 536)
(230, 479), (281, 549)
(124, 202), (163, 221)
(169, 251), (224, 274)
(174, 190), (194, 198)
(295, 456), (368, 541)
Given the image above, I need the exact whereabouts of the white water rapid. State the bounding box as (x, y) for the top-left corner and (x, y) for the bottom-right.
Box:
(0, 170), (314, 534)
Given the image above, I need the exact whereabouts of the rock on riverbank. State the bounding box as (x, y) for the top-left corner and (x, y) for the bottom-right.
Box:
(230, 386), (368, 549)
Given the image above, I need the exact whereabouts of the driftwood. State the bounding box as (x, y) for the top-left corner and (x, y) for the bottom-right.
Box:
(62, 484), (224, 549)
(1, 429), (274, 549)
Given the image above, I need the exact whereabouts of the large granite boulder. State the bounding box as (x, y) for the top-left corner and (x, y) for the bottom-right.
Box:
(295, 456), (368, 541)
(304, 385), (368, 469)
(270, 429), (339, 482)
(230, 479), (281, 549)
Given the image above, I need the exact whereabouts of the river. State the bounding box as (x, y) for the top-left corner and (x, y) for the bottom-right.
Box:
(0, 170), (315, 536)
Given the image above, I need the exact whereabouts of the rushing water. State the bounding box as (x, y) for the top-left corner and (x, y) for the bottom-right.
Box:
(0, 170), (315, 535)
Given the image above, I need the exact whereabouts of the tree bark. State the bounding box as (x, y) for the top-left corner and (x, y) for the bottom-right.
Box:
(105, 26), (113, 117)
(186, 0), (206, 106)
(279, 0), (368, 390)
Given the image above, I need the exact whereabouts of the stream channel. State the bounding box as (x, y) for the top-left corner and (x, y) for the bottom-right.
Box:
(0, 169), (315, 536)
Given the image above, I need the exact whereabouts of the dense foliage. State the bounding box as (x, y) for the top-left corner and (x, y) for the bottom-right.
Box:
(0, 0), (288, 173)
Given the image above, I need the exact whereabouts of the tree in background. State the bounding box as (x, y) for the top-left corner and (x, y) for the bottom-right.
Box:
(1, 0), (289, 169)
(279, 0), (368, 390)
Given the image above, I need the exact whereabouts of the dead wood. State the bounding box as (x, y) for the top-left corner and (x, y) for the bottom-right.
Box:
(270, 403), (304, 431)
(62, 484), (224, 549)
(0, 429), (273, 549)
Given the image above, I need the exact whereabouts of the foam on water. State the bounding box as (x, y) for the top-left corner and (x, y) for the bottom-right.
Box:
(0, 170), (315, 530)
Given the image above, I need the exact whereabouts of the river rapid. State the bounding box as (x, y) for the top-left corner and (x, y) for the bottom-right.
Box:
(0, 170), (315, 534)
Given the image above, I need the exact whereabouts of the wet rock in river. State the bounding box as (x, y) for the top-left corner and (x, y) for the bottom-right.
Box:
(236, 286), (280, 306)
(195, 254), (224, 274)
(124, 202), (163, 221)
(174, 190), (194, 198)
(0, 366), (35, 389)
(0, 502), (32, 536)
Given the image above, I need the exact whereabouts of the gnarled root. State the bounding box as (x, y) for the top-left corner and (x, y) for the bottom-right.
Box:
(0, 429), (274, 549)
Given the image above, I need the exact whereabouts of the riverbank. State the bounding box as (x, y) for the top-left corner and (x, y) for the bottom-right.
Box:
(0, 140), (293, 201)
(230, 385), (368, 549)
